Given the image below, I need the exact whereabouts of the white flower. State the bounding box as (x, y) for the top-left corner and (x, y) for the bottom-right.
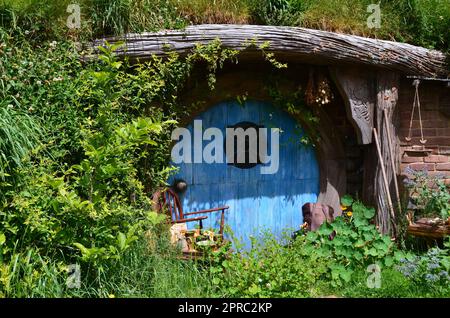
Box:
(49, 41), (58, 48)
(24, 30), (30, 35)
(7, 104), (13, 109)
(53, 76), (63, 82)
(36, 80), (42, 85)
(28, 106), (34, 112)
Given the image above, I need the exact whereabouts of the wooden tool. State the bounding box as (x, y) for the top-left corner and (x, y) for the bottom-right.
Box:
(373, 127), (397, 236)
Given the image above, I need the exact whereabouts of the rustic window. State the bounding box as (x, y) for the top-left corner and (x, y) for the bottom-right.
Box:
(224, 121), (264, 169)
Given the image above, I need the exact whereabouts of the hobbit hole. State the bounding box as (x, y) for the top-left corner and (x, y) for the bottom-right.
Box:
(92, 24), (450, 240)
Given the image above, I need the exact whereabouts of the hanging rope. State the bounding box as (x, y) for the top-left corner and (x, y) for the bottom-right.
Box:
(406, 80), (427, 144)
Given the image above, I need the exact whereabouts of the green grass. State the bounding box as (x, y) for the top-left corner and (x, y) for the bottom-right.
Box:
(0, 238), (216, 298)
(0, 0), (448, 51)
(0, 107), (41, 184)
(327, 267), (450, 298)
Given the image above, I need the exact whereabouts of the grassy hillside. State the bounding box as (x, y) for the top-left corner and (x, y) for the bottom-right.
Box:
(0, 0), (449, 51)
(0, 0), (449, 299)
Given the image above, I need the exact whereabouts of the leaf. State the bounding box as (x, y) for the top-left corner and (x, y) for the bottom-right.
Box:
(0, 233), (5, 246)
(367, 248), (378, 257)
(340, 268), (354, 282)
(384, 256), (394, 267)
(73, 242), (89, 256)
(341, 195), (354, 207)
(363, 207), (376, 219)
(247, 284), (261, 296)
(117, 232), (127, 251)
(317, 223), (333, 236)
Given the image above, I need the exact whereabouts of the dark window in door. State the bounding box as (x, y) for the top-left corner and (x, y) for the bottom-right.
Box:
(224, 121), (264, 169)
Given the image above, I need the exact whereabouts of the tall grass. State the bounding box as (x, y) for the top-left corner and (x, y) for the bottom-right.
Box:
(0, 107), (41, 181)
(0, 238), (215, 298)
(0, 248), (66, 298)
(0, 0), (448, 51)
(70, 238), (216, 298)
(171, 0), (250, 24)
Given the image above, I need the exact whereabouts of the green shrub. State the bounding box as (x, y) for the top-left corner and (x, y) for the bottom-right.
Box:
(301, 196), (406, 286)
(335, 240), (450, 297)
(334, 267), (422, 298)
(211, 232), (329, 297)
(396, 243), (450, 295)
(403, 167), (450, 220)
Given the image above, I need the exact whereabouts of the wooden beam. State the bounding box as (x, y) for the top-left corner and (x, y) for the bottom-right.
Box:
(88, 24), (448, 77)
(330, 67), (375, 145)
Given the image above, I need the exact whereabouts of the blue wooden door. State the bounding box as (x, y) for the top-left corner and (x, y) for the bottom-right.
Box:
(170, 100), (319, 249)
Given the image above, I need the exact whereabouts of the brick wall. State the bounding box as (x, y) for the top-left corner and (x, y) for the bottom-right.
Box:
(397, 79), (450, 185)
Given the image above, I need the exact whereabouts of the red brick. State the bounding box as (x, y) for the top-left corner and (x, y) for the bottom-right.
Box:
(436, 163), (450, 171)
(428, 171), (450, 178)
(410, 128), (436, 137)
(422, 120), (448, 128)
(401, 155), (424, 163)
(420, 111), (440, 120)
(424, 155), (449, 163)
(422, 104), (440, 111)
(400, 137), (450, 146)
(423, 137), (450, 146)
(436, 128), (450, 136)
(438, 147), (450, 155)
(399, 110), (439, 120)
(407, 163), (435, 171)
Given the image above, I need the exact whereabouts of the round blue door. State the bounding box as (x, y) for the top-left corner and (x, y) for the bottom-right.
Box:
(170, 100), (319, 249)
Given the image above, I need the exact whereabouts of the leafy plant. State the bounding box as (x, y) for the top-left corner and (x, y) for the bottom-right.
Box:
(211, 232), (329, 297)
(302, 196), (402, 286)
(403, 167), (450, 220)
(397, 246), (450, 294)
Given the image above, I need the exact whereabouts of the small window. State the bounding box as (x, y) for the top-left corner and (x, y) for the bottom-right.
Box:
(224, 121), (265, 169)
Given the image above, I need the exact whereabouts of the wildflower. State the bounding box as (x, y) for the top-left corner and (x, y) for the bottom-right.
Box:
(7, 104), (13, 109)
(50, 41), (58, 48)
(346, 212), (353, 217)
(36, 80), (42, 85)
(425, 273), (438, 282)
(428, 262), (439, 270)
(340, 205), (348, 211)
(53, 76), (63, 82)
